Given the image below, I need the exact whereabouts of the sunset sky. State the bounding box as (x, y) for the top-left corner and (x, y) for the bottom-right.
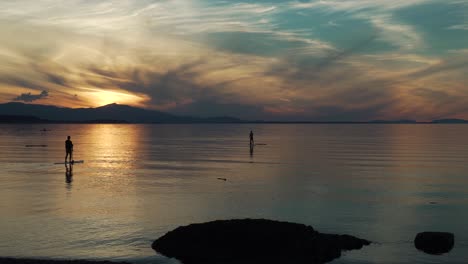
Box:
(0, 0), (467, 121)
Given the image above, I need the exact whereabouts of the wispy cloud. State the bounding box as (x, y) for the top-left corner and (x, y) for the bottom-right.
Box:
(290, 0), (428, 51)
(448, 24), (468, 30)
(289, 0), (432, 12)
(0, 0), (467, 120)
(367, 14), (423, 50)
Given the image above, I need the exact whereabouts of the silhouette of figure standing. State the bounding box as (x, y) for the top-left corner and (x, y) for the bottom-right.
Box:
(65, 136), (73, 163)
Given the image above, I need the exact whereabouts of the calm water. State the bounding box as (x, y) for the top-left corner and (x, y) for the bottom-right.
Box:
(1, 124), (468, 263)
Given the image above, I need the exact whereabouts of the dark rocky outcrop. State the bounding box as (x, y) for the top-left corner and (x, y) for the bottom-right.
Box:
(0, 258), (129, 264)
(152, 219), (371, 264)
(414, 232), (455, 255)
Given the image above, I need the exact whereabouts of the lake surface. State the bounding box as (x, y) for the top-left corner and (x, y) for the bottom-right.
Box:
(1, 124), (468, 263)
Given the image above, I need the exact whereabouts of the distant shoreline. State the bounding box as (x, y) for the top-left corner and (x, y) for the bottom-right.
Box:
(2, 115), (468, 124)
(2, 102), (468, 124)
(1, 120), (468, 124)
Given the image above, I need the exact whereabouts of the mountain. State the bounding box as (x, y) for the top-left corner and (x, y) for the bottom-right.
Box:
(0, 115), (46, 123)
(3, 102), (468, 124)
(432, 119), (468, 124)
(0, 102), (243, 123)
(370, 119), (418, 124)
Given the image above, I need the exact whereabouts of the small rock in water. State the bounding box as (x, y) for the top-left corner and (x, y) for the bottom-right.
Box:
(414, 232), (454, 255)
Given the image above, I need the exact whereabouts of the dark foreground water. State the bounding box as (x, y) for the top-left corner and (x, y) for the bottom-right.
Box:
(1, 124), (468, 263)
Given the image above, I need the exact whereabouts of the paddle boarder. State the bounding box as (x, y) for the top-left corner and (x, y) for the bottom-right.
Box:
(249, 130), (254, 146)
(65, 136), (73, 164)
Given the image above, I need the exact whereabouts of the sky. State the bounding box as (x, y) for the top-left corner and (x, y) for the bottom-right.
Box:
(0, 0), (467, 121)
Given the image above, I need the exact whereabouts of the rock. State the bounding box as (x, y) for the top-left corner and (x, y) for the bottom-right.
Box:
(152, 219), (371, 264)
(414, 232), (455, 255)
(0, 258), (130, 264)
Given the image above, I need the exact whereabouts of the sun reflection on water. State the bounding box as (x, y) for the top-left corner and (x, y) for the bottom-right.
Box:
(48, 125), (150, 257)
(84, 124), (142, 167)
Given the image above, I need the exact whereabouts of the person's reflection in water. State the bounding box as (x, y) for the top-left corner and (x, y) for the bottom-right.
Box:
(249, 130), (254, 146)
(65, 163), (73, 191)
(249, 130), (254, 157)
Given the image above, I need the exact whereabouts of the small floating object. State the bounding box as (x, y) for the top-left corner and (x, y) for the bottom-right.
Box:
(217, 178), (227, 181)
(25, 145), (48, 147)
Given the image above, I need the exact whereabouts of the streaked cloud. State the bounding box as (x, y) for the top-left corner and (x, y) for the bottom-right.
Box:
(290, 0), (432, 12)
(448, 24), (468, 30)
(0, 0), (467, 121)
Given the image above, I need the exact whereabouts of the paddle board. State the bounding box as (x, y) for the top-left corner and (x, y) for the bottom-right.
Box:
(54, 160), (84, 165)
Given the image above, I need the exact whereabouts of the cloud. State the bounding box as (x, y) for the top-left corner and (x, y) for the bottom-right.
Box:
(1, 17), (466, 121)
(405, 57), (468, 80)
(289, 0), (427, 50)
(411, 88), (456, 103)
(289, 0), (432, 13)
(0, 0), (467, 121)
(171, 99), (266, 119)
(13, 90), (49, 102)
(326, 20), (339, 27)
(78, 53), (287, 117)
(409, 87), (468, 119)
(448, 24), (468, 30)
(367, 15), (423, 50)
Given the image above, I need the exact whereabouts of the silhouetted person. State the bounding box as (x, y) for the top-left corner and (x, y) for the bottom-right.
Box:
(65, 136), (73, 163)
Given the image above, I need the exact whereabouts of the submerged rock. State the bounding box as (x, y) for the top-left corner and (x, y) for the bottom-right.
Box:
(152, 219), (371, 264)
(414, 232), (455, 255)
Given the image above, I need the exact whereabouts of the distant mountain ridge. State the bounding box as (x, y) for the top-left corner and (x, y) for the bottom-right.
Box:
(1, 102), (468, 124)
(370, 119), (417, 124)
(0, 102), (243, 123)
(369, 119), (468, 124)
(432, 119), (468, 124)
(0, 115), (46, 123)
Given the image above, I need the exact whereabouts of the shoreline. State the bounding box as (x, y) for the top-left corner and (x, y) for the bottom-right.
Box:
(0, 258), (130, 264)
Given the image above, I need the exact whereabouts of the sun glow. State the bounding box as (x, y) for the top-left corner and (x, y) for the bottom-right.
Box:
(82, 89), (149, 107)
